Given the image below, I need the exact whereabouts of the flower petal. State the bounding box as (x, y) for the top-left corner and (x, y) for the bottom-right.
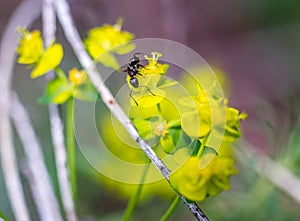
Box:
(31, 44), (63, 78)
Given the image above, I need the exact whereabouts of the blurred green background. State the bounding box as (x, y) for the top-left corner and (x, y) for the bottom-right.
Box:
(1, 0), (300, 220)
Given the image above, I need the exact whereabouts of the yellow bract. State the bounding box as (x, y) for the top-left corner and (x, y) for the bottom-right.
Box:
(132, 89), (166, 108)
(181, 84), (220, 138)
(170, 147), (238, 202)
(222, 107), (247, 142)
(181, 81), (246, 142)
(31, 44), (63, 78)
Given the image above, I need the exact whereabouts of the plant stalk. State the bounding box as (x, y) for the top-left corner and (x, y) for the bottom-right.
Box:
(160, 195), (181, 221)
(66, 98), (77, 201)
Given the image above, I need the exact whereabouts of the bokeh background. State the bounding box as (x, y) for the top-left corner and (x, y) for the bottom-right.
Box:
(1, 0), (300, 220)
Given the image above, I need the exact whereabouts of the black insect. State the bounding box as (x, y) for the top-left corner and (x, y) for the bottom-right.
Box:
(122, 53), (155, 105)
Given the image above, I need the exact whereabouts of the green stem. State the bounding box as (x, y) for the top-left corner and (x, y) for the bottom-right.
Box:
(66, 98), (77, 201)
(197, 133), (210, 158)
(55, 67), (68, 81)
(122, 161), (151, 221)
(167, 118), (181, 128)
(160, 195), (180, 221)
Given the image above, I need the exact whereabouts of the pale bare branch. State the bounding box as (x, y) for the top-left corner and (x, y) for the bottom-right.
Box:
(236, 140), (300, 205)
(0, 0), (41, 220)
(42, 0), (78, 220)
(10, 93), (63, 221)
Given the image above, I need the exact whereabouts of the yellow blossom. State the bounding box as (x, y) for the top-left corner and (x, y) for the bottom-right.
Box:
(84, 18), (135, 69)
(68, 68), (87, 85)
(222, 107), (247, 142)
(133, 115), (179, 154)
(152, 120), (168, 137)
(140, 52), (169, 75)
(17, 29), (63, 78)
(17, 29), (43, 64)
(170, 150), (238, 202)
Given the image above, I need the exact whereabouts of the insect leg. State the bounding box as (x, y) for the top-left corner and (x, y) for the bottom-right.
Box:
(141, 85), (156, 96)
(130, 89), (139, 106)
(133, 52), (142, 57)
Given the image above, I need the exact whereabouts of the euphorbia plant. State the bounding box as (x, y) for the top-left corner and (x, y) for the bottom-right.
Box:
(16, 17), (246, 220)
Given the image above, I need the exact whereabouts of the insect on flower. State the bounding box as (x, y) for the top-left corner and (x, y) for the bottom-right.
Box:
(122, 53), (155, 105)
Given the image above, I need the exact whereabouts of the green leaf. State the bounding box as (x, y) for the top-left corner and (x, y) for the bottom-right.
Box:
(133, 118), (155, 140)
(158, 78), (178, 88)
(173, 147), (192, 165)
(181, 111), (211, 138)
(73, 81), (98, 102)
(223, 129), (241, 143)
(96, 53), (119, 70)
(31, 44), (64, 78)
(39, 78), (73, 104)
(114, 43), (136, 54)
(134, 88), (166, 108)
(189, 139), (201, 156)
(0, 210), (9, 221)
(161, 133), (175, 154)
(168, 127), (181, 145)
(167, 118), (181, 128)
(202, 146), (218, 156)
(174, 130), (192, 150)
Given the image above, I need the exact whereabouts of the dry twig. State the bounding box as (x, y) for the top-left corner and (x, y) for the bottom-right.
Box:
(0, 0), (41, 220)
(42, 0), (78, 220)
(10, 93), (63, 221)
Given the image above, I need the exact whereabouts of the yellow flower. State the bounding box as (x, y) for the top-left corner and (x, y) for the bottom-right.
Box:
(222, 107), (247, 142)
(17, 29), (43, 64)
(140, 52), (169, 75)
(152, 120), (168, 137)
(170, 148), (238, 202)
(68, 68), (87, 85)
(133, 115), (180, 154)
(181, 82), (246, 143)
(84, 18), (135, 69)
(17, 29), (63, 78)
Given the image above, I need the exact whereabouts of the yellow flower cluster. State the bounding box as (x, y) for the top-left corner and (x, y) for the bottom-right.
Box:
(181, 82), (246, 141)
(17, 29), (97, 104)
(170, 144), (238, 201)
(168, 68), (246, 202)
(17, 29), (63, 78)
(84, 18), (135, 69)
